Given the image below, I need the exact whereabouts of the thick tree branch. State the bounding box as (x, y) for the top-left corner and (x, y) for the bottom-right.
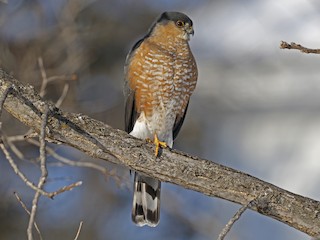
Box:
(0, 69), (319, 236)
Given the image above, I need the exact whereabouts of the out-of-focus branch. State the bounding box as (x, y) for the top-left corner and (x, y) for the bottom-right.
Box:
(74, 221), (83, 240)
(0, 69), (319, 237)
(0, 76), (82, 199)
(14, 192), (43, 240)
(27, 105), (49, 240)
(0, 127), (82, 199)
(0, 139), (54, 197)
(38, 57), (48, 98)
(26, 138), (111, 178)
(280, 41), (320, 54)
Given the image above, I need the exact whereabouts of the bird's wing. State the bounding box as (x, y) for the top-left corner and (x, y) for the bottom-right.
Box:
(172, 101), (189, 140)
(124, 38), (144, 133)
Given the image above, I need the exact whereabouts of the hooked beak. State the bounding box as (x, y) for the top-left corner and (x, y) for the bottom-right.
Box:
(185, 24), (194, 36)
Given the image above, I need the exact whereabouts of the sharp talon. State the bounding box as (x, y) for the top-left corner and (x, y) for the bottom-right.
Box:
(155, 144), (159, 157)
(153, 134), (167, 157)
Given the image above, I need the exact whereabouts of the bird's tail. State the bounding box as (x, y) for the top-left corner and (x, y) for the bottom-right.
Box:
(132, 172), (161, 227)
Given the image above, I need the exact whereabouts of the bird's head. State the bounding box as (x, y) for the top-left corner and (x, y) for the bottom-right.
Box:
(150, 12), (194, 41)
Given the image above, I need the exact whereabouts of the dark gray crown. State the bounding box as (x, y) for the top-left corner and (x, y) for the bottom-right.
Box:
(157, 12), (193, 26)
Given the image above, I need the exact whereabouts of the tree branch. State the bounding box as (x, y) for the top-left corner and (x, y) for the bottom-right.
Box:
(27, 105), (50, 240)
(0, 69), (319, 237)
(14, 192), (43, 240)
(280, 41), (320, 54)
(218, 199), (254, 240)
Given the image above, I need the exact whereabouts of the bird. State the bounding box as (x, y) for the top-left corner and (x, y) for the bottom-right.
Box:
(124, 11), (198, 227)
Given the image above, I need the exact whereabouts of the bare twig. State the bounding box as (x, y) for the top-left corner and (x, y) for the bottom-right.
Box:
(74, 221), (83, 240)
(27, 138), (110, 175)
(0, 140), (53, 197)
(55, 83), (69, 107)
(47, 73), (78, 83)
(27, 105), (50, 240)
(7, 135), (26, 142)
(38, 57), (48, 98)
(27, 188), (41, 240)
(217, 200), (254, 240)
(38, 58), (76, 101)
(6, 138), (25, 159)
(50, 181), (82, 196)
(280, 41), (320, 54)
(2, 138), (82, 199)
(7, 135), (114, 180)
(14, 192), (31, 214)
(14, 192), (43, 240)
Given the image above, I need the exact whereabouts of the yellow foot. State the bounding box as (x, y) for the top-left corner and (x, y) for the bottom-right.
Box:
(153, 133), (167, 157)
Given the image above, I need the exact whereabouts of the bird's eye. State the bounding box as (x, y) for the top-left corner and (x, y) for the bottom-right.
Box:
(176, 20), (184, 27)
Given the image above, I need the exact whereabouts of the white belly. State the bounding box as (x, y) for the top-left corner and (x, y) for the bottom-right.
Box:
(129, 101), (176, 148)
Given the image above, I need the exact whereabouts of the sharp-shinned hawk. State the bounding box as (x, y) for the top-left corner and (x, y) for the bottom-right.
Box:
(124, 11), (198, 227)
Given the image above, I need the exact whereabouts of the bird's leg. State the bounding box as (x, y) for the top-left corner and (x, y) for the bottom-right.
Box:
(153, 133), (167, 157)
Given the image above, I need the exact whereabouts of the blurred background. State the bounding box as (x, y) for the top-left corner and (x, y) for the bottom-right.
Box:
(0, 0), (320, 239)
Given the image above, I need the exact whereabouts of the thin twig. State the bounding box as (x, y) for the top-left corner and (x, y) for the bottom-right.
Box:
(55, 83), (69, 107)
(27, 105), (50, 240)
(74, 221), (83, 240)
(14, 192), (30, 214)
(7, 135), (26, 142)
(1, 138), (82, 198)
(7, 135), (110, 178)
(27, 138), (109, 176)
(38, 56), (76, 99)
(217, 199), (254, 240)
(3, 136), (83, 197)
(6, 137), (25, 159)
(0, 140), (53, 197)
(38, 57), (48, 97)
(50, 181), (82, 196)
(280, 41), (320, 54)
(7, 131), (38, 143)
(47, 73), (77, 83)
(14, 192), (43, 240)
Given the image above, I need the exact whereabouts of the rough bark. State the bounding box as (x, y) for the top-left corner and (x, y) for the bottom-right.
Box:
(0, 69), (319, 237)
